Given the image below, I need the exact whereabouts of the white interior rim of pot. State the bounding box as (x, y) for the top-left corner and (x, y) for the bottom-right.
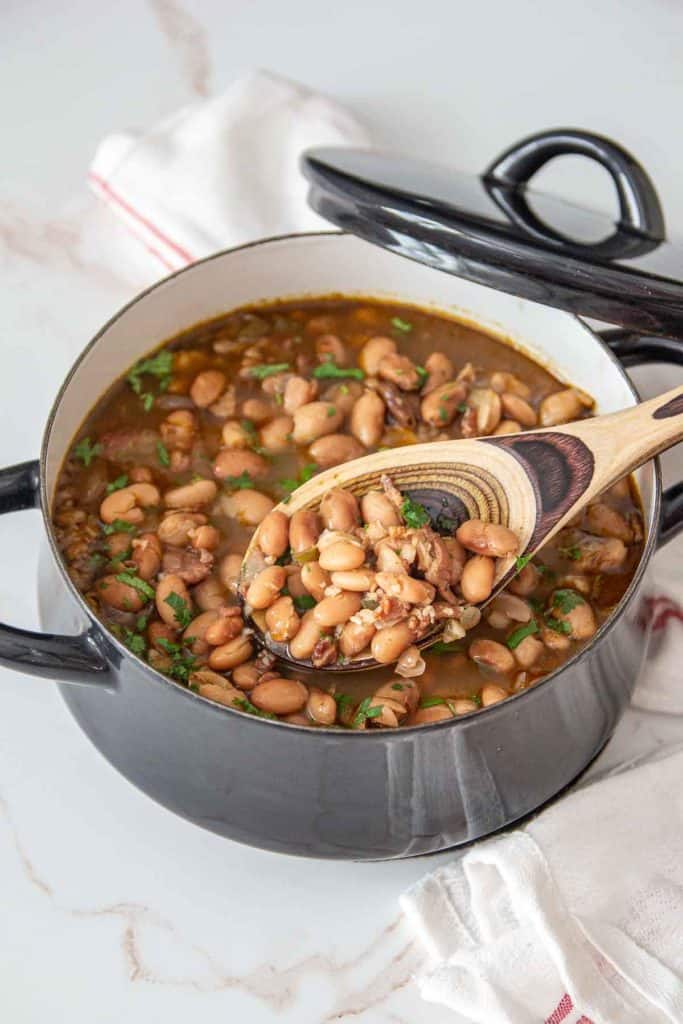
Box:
(39, 231), (662, 735)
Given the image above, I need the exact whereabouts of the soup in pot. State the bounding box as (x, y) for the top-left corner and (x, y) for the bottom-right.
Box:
(52, 298), (644, 728)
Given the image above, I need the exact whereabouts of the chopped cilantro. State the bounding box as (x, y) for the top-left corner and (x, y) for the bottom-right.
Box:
(275, 392), (284, 406)
(156, 638), (197, 682)
(106, 474), (129, 493)
(430, 640), (463, 654)
(247, 363), (290, 380)
(128, 351), (173, 408)
(528, 596), (545, 614)
(293, 594), (316, 612)
(135, 613), (150, 632)
(333, 693), (355, 718)
(235, 697), (278, 720)
(391, 316), (412, 333)
(73, 437), (102, 466)
(361, 596), (378, 610)
(142, 393), (155, 413)
(241, 418), (257, 436)
(391, 682), (405, 691)
(115, 572), (155, 601)
(415, 365), (428, 385)
(457, 402), (468, 414)
(545, 615), (572, 635)
(438, 405), (449, 423)
(552, 589), (585, 613)
(401, 496), (430, 529)
(469, 693), (483, 708)
(280, 463), (318, 496)
(312, 363), (365, 380)
(156, 441), (170, 467)
(339, 384), (350, 395)
(102, 519), (137, 535)
(506, 620), (539, 649)
(418, 696), (457, 713)
(559, 545), (582, 561)
(515, 554), (532, 571)
(88, 553), (105, 569)
(326, 405), (337, 418)
(164, 591), (192, 628)
(122, 629), (147, 657)
(352, 696), (383, 729)
(223, 471), (254, 491)
(535, 563), (556, 578)
(275, 550), (291, 566)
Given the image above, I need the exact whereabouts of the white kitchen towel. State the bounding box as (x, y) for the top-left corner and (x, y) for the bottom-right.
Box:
(401, 747), (683, 1024)
(632, 547), (683, 713)
(88, 70), (369, 274)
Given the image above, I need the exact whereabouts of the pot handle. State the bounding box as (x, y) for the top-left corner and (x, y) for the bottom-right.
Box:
(0, 460), (109, 682)
(601, 329), (683, 547)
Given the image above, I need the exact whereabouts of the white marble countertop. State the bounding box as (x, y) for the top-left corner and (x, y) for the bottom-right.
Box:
(2, 2), (683, 1020)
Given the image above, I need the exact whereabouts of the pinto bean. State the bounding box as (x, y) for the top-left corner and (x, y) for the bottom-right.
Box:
(265, 596), (300, 642)
(361, 490), (401, 527)
(309, 434), (365, 467)
(292, 402), (344, 444)
(320, 489), (360, 532)
(231, 661), (261, 690)
(218, 553), (244, 591)
(375, 572), (436, 605)
(470, 638), (515, 674)
(192, 575), (227, 610)
(208, 634), (253, 670)
(246, 566), (286, 609)
(131, 533), (162, 580)
(300, 561), (330, 601)
(465, 388), (502, 436)
(539, 388), (593, 426)
(129, 466), (153, 483)
(584, 502), (633, 543)
(213, 449), (269, 481)
(220, 489), (275, 525)
(160, 410), (196, 451)
(330, 568), (376, 591)
(541, 624), (571, 651)
(283, 375), (318, 415)
(221, 420), (252, 448)
(251, 678), (308, 715)
(155, 575), (192, 628)
(259, 415), (294, 454)
(339, 619), (376, 657)
(188, 524), (221, 551)
(371, 621), (414, 664)
(96, 574), (147, 612)
(313, 591), (362, 628)
(480, 683), (510, 706)
(316, 333), (347, 364)
(493, 419), (522, 435)
(422, 352), (454, 394)
(183, 609), (219, 651)
(306, 688), (337, 725)
(164, 479), (217, 509)
(257, 509), (290, 558)
(412, 704), (454, 724)
(460, 555), (495, 604)
(241, 398), (275, 424)
(283, 565), (307, 598)
(290, 510), (322, 553)
(350, 390), (385, 447)
(99, 482), (160, 525)
(320, 379), (364, 416)
(508, 562), (540, 596)
(570, 534), (627, 573)
(190, 369), (226, 408)
(420, 380), (468, 427)
(359, 336), (397, 376)
(195, 680), (243, 708)
(318, 540), (366, 572)
(147, 620), (178, 653)
(158, 511), (207, 547)
(493, 592), (532, 622)
(378, 352), (420, 390)
(288, 609), (324, 660)
(500, 392), (537, 427)
(490, 371), (531, 399)
(456, 519), (519, 557)
(205, 608), (244, 646)
(513, 633), (544, 669)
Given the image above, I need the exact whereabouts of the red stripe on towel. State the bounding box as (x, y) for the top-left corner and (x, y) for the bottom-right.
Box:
(576, 1017), (595, 1024)
(638, 595), (683, 633)
(88, 171), (195, 265)
(545, 993), (573, 1023)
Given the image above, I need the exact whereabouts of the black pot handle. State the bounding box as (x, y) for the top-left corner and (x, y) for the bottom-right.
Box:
(602, 330), (683, 547)
(484, 129), (665, 260)
(0, 460), (109, 682)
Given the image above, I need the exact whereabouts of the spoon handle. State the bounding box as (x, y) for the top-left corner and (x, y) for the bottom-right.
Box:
(557, 383), (683, 499)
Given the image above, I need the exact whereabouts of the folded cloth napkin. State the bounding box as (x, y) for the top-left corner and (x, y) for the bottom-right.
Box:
(88, 70), (369, 274)
(401, 746), (683, 1024)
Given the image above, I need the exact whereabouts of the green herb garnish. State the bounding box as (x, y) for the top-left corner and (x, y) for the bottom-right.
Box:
(506, 619), (539, 649)
(142, 393), (155, 412)
(106, 474), (129, 493)
(293, 594), (316, 612)
(128, 351), (173, 405)
(164, 591), (192, 628)
(430, 640), (463, 654)
(352, 696), (383, 729)
(391, 316), (412, 333)
(391, 682), (405, 691)
(418, 696), (457, 713)
(122, 629), (147, 657)
(515, 554), (532, 571)
(280, 463), (318, 496)
(333, 693), (355, 718)
(401, 496), (430, 529)
(156, 638), (197, 682)
(247, 362), (290, 380)
(457, 402), (468, 414)
(535, 563), (556, 578)
(223, 471), (254, 491)
(361, 596), (378, 610)
(415, 365), (428, 385)
(312, 363), (365, 381)
(552, 589), (585, 613)
(326, 405), (337, 418)
(559, 545), (582, 561)
(115, 572), (155, 602)
(102, 519), (137, 536)
(235, 697), (278, 720)
(545, 616), (572, 635)
(156, 441), (170, 467)
(73, 437), (102, 466)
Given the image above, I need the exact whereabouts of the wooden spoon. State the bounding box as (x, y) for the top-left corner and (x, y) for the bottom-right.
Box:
(241, 384), (683, 671)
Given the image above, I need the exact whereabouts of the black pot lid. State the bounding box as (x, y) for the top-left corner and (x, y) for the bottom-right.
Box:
(302, 129), (683, 338)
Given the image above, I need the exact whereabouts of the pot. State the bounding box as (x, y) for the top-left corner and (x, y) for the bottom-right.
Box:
(2, 137), (683, 860)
